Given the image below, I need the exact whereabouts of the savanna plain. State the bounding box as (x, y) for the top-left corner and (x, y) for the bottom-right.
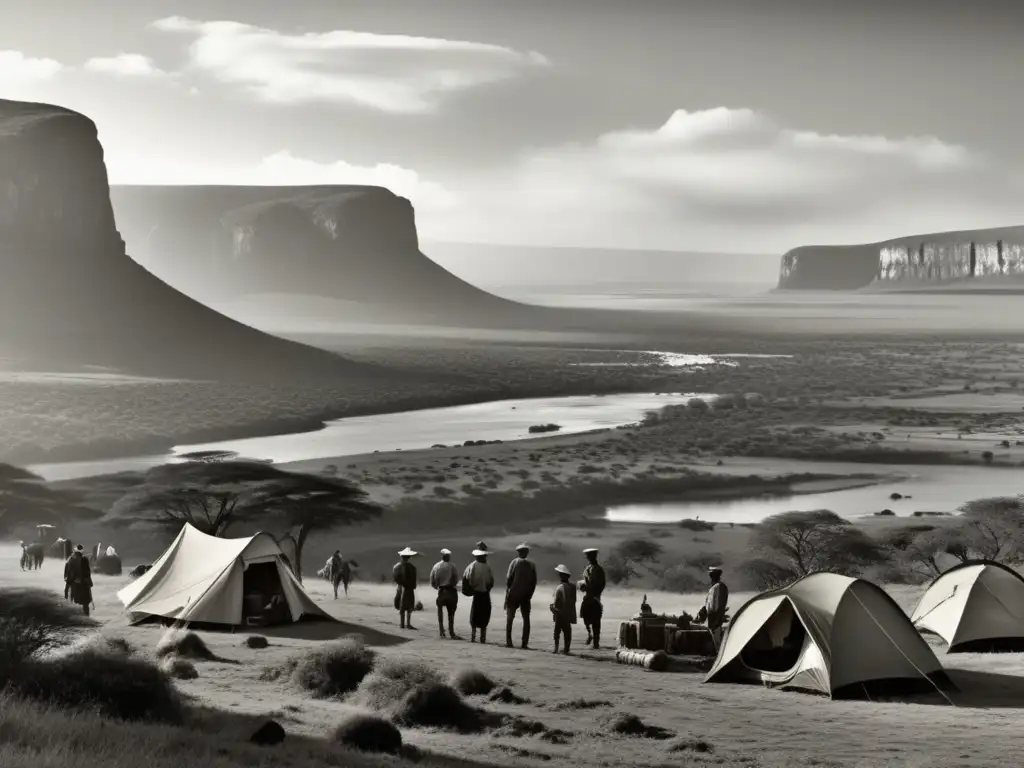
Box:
(5, 330), (1024, 768)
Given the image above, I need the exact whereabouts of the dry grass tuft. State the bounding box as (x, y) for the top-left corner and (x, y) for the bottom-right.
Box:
(450, 667), (497, 696)
(391, 682), (482, 733)
(159, 655), (199, 680)
(550, 698), (612, 711)
(603, 713), (674, 740)
(353, 658), (443, 710)
(155, 629), (215, 661)
(667, 737), (715, 754)
(332, 713), (403, 755)
(268, 637), (376, 699)
(489, 686), (530, 705)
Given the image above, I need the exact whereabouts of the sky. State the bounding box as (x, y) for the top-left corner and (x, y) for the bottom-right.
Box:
(2, 0), (1024, 253)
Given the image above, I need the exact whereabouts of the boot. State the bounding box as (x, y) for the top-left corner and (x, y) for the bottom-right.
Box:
(592, 625), (601, 650)
(480, 628), (487, 645)
(506, 614), (515, 648)
(471, 629), (477, 643)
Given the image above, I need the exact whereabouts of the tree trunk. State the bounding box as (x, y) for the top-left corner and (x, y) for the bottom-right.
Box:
(293, 525), (311, 584)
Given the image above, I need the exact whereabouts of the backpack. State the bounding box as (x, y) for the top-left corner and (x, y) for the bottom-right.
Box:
(461, 575), (474, 597)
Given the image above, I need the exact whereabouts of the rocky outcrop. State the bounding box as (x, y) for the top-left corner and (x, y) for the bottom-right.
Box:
(778, 225), (1024, 291)
(0, 99), (378, 379)
(110, 185), (532, 326)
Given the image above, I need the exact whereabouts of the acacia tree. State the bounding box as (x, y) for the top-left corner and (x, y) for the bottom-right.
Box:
(605, 538), (665, 585)
(748, 509), (889, 580)
(884, 524), (971, 580)
(108, 461), (381, 580)
(957, 496), (1024, 562)
(0, 464), (98, 536)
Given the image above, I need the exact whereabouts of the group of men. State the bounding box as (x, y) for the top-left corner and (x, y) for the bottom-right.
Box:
(392, 541), (607, 654)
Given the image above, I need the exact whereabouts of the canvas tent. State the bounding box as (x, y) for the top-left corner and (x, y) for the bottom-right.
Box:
(117, 523), (334, 627)
(911, 561), (1024, 652)
(704, 572), (949, 698)
(275, 533), (299, 575)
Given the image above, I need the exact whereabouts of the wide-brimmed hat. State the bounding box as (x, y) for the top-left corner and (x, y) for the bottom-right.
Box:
(515, 542), (530, 552)
(398, 547), (418, 557)
(440, 548), (452, 556)
(554, 564), (571, 576)
(472, 541), (490, 557)
(708, 565), (723, 573)
(582, 548), (599, 554)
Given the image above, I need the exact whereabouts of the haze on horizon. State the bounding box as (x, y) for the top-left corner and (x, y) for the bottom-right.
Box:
(2, 0), (1023, 256)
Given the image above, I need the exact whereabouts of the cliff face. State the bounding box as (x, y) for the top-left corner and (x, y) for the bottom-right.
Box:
(0, 99), (375, 380)
(110, 185), (528, 326)
(778, 225), (1024, 291)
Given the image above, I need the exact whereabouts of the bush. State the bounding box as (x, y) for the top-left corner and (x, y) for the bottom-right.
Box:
(450, 667), (497, 696)
(333, 713), (403, 755)
(155, 629), (215, 661)
(50, 632), (136, 660)
(354, 658), (443, 710)
(678, 518), (715, 532)
(159, 655), (198, 680)
(15, 648), (182, 723)
(289, 637), (376, 699)
(655, 565), (705, 593)
(392, 683), (481, 732)
(0, 588), (95, 675)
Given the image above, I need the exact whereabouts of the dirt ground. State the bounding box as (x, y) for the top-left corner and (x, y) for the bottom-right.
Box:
(9, 545), (1024, 768)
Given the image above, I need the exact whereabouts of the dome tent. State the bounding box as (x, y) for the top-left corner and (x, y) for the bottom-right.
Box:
(117, 523), (334, 627)
(704, 572), (951, 699)
(911, 561), (1024, 653)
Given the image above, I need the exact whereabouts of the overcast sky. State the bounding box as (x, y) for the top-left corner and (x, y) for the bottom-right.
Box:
(3, 0), (1024, 253)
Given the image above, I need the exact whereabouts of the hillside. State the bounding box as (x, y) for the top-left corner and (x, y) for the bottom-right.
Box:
(0, 99), (392, 381)
(777, 225), (1024, 291)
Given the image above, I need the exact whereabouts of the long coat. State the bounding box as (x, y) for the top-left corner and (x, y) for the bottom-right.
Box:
(64, 553), (93, 606)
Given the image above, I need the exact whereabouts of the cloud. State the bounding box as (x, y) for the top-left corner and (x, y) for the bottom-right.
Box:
(0, 50), (64, 92)
(84, 53), (167, 78)
(150, 16), (549, 113)
(425, 107), (1023, 250)
(105, 150), (457, 212)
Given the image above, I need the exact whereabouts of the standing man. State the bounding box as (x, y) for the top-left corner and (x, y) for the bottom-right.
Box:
(551, 564), (577, 655)
(462, 541), (495, 644)
(393, 547), (419, 630)
(698, 566), (729, 652)
(505, 543), (538, 649)
(328, 550), (347, 599)
(64, 544), (93, 617)
(430, 548), (460, 639)
(580, 547), (607, 649)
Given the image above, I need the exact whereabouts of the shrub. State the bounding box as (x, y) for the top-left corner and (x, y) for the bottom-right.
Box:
(155, 629), (215, 661)
(354, 658), (443, 710)
(392, 683), (481, 732)
(289, 637), (376, 699)
(333, 713), (403, 755)
(450, 667), (497, 696)
(0, 588), (95, 675)
(15, 649), (182, 723)
(50, 632), (136, 660)
(677, 518), (715, 532)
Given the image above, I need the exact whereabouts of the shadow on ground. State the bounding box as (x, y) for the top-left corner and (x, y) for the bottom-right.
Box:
(260, 618), (409, 647)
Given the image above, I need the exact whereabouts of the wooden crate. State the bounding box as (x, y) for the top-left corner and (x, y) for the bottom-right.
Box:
(674, 629), (717, 656)
(618, 621), (639, 649)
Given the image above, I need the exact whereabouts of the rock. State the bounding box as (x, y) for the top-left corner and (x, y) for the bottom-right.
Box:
(129, 564), (152, 579)
(778, 225), (1024, 291)
(249, 720), (286, 746)
(244, 635), (269, 649)
(0, 98), (374, 380)
(109, 185), (531, 327)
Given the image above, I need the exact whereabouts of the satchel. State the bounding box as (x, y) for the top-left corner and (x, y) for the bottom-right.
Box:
(461, 576), (474, 597)
(393, 587), (402, 611)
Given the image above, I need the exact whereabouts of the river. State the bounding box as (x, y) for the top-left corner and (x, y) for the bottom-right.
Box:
(605, 464), (1024, 525)
(30, 391), (714, 482)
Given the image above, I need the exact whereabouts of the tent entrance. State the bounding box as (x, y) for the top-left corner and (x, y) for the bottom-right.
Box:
(243, 561), (292, 626)
(739, 599), (808, 673)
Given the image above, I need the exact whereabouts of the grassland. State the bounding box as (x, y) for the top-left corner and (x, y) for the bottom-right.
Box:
(6, 546), (1024, 768)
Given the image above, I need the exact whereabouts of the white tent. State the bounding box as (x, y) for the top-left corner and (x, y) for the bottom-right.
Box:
(911, 561), (1024, 653)
(275, 533), (299, 575)
(704, 572), (948, 698)
(117, 523), (334, 627)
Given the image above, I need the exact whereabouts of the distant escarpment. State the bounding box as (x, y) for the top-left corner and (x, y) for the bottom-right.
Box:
(0, 99), (379, 380)
(110, 185), (539, 327)
(778, 225), (1024, 291)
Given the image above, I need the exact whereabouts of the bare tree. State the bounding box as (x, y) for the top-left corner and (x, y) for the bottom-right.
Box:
(751, 509), (889, 578)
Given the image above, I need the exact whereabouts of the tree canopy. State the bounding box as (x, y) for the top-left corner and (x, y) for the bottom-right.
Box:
(107, 460), (382, 580)
(745, 509), (888, 588)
